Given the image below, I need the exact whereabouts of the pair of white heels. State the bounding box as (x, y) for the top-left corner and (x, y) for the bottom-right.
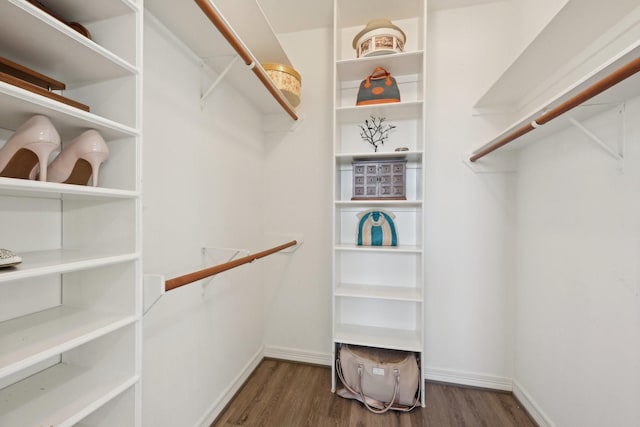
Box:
(0, 115), (109, 186)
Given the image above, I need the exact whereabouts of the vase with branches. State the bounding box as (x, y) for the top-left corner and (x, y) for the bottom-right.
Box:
(358, 116), (396, 152)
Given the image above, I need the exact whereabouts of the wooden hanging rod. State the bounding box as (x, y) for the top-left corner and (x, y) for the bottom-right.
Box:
(193, 0), (299, 121)
(165, 240), (297, 292)
(470, 55), (640, 162)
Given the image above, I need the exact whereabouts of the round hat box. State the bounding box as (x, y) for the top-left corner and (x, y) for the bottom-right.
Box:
(262, 63), (302, 107)
(352, 19), (406, 58)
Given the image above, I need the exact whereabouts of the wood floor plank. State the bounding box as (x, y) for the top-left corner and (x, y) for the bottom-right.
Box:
(211, 359), (537, 427)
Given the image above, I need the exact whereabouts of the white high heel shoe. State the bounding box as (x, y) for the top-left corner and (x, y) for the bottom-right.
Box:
(47, 129), (109, 187)
(0, 115), (60, 181)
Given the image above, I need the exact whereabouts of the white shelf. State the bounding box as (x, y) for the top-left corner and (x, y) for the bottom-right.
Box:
(469, 2), (640, 165)
(335, 283), (422, 302)
(335, 199), (423, 208)
(212, 0), (291, 65)
(145, 0), (298, 118)
(0, 0), (138, 84)
(474, 0), (640, 113)
(32, 0), (139, 22)
(335, 244), (422, 254)
(337, 51), (424, 82)
(0, 82), (139, 141)
(146, 0), (290, 65)
(0, 177), (138, 200)
(471, 42), (640, 157)
(336, 101), (423, 123)
(0, 249), (138, 283)
(335, 324), (422, 352)
(335, 150), (423, 165)
(0, 362), (138, 427)
(0, 306), (136, 379)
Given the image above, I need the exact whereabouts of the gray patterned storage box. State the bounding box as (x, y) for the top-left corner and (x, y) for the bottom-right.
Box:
(352, 159), (406, 200)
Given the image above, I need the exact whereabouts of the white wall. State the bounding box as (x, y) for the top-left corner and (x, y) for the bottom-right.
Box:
(262, 27), (334, 363)
(142, 17), (268, 427)
(425, 1), (521, 388)
(513, 100), (640, 427)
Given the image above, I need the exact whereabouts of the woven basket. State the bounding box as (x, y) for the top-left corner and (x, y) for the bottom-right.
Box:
(262, 63), (302, 107)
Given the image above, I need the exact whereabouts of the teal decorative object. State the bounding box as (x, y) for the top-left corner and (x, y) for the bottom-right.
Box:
(356, 209), (397, 246)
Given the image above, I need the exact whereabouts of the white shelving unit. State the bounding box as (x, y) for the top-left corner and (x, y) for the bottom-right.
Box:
(332, 0), (427, 407)
(0, 0), (142, 425)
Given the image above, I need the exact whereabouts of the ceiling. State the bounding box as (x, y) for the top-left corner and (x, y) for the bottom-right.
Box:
(258, 0), (506, 34)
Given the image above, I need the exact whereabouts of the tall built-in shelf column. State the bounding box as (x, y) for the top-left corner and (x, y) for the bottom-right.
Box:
(332, 0), (427, 407)
(0, 0), (142, 425)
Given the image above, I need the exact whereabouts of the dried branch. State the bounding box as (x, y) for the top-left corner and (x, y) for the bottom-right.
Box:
(358, 116), (396, 152)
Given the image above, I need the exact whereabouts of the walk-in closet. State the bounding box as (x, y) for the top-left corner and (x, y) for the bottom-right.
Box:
(0, 1), (639, 426)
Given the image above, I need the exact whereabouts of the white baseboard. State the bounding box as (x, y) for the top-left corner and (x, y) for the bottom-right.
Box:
(425, 367), (513, 391)
(513, 380), (555, 427)
(263, 345), (333, 366)
(194, 346), (264, 427)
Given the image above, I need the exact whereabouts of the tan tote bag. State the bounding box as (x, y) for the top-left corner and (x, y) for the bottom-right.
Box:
(336, 344), (420, 413)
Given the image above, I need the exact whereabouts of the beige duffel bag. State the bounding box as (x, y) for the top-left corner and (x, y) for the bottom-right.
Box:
(336, 344), (420, 413)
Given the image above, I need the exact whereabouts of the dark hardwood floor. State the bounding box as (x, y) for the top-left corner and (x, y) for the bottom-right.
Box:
(211, 359), (537, 427)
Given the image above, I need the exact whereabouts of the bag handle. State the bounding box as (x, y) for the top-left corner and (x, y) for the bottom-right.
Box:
(358, 364), (398, 414)
(335, 348), (421, 413)
(370, 67), (390, 78)
(364, 67), (393, 89)
(335, 355), (398, 414)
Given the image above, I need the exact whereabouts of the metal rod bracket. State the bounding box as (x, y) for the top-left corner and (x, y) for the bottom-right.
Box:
(200, 54), (240, 109)
(567, 104), (625, 171)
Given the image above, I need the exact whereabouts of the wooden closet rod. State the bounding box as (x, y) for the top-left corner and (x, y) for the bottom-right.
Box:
(194, 0), (299, 121)
(165, 240), (297, 292)
(470, 55), (640, 162)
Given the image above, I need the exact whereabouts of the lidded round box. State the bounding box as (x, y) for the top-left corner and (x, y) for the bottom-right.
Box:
(262, 63), (302, 107)
(352, 19), (406, 58)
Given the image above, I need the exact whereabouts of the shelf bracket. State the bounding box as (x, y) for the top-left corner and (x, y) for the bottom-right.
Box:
(200, 54), (240, 110)
(143, 274), (166, 314)
(567, 104), (625, 170)
(198, 246), (249, 290)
